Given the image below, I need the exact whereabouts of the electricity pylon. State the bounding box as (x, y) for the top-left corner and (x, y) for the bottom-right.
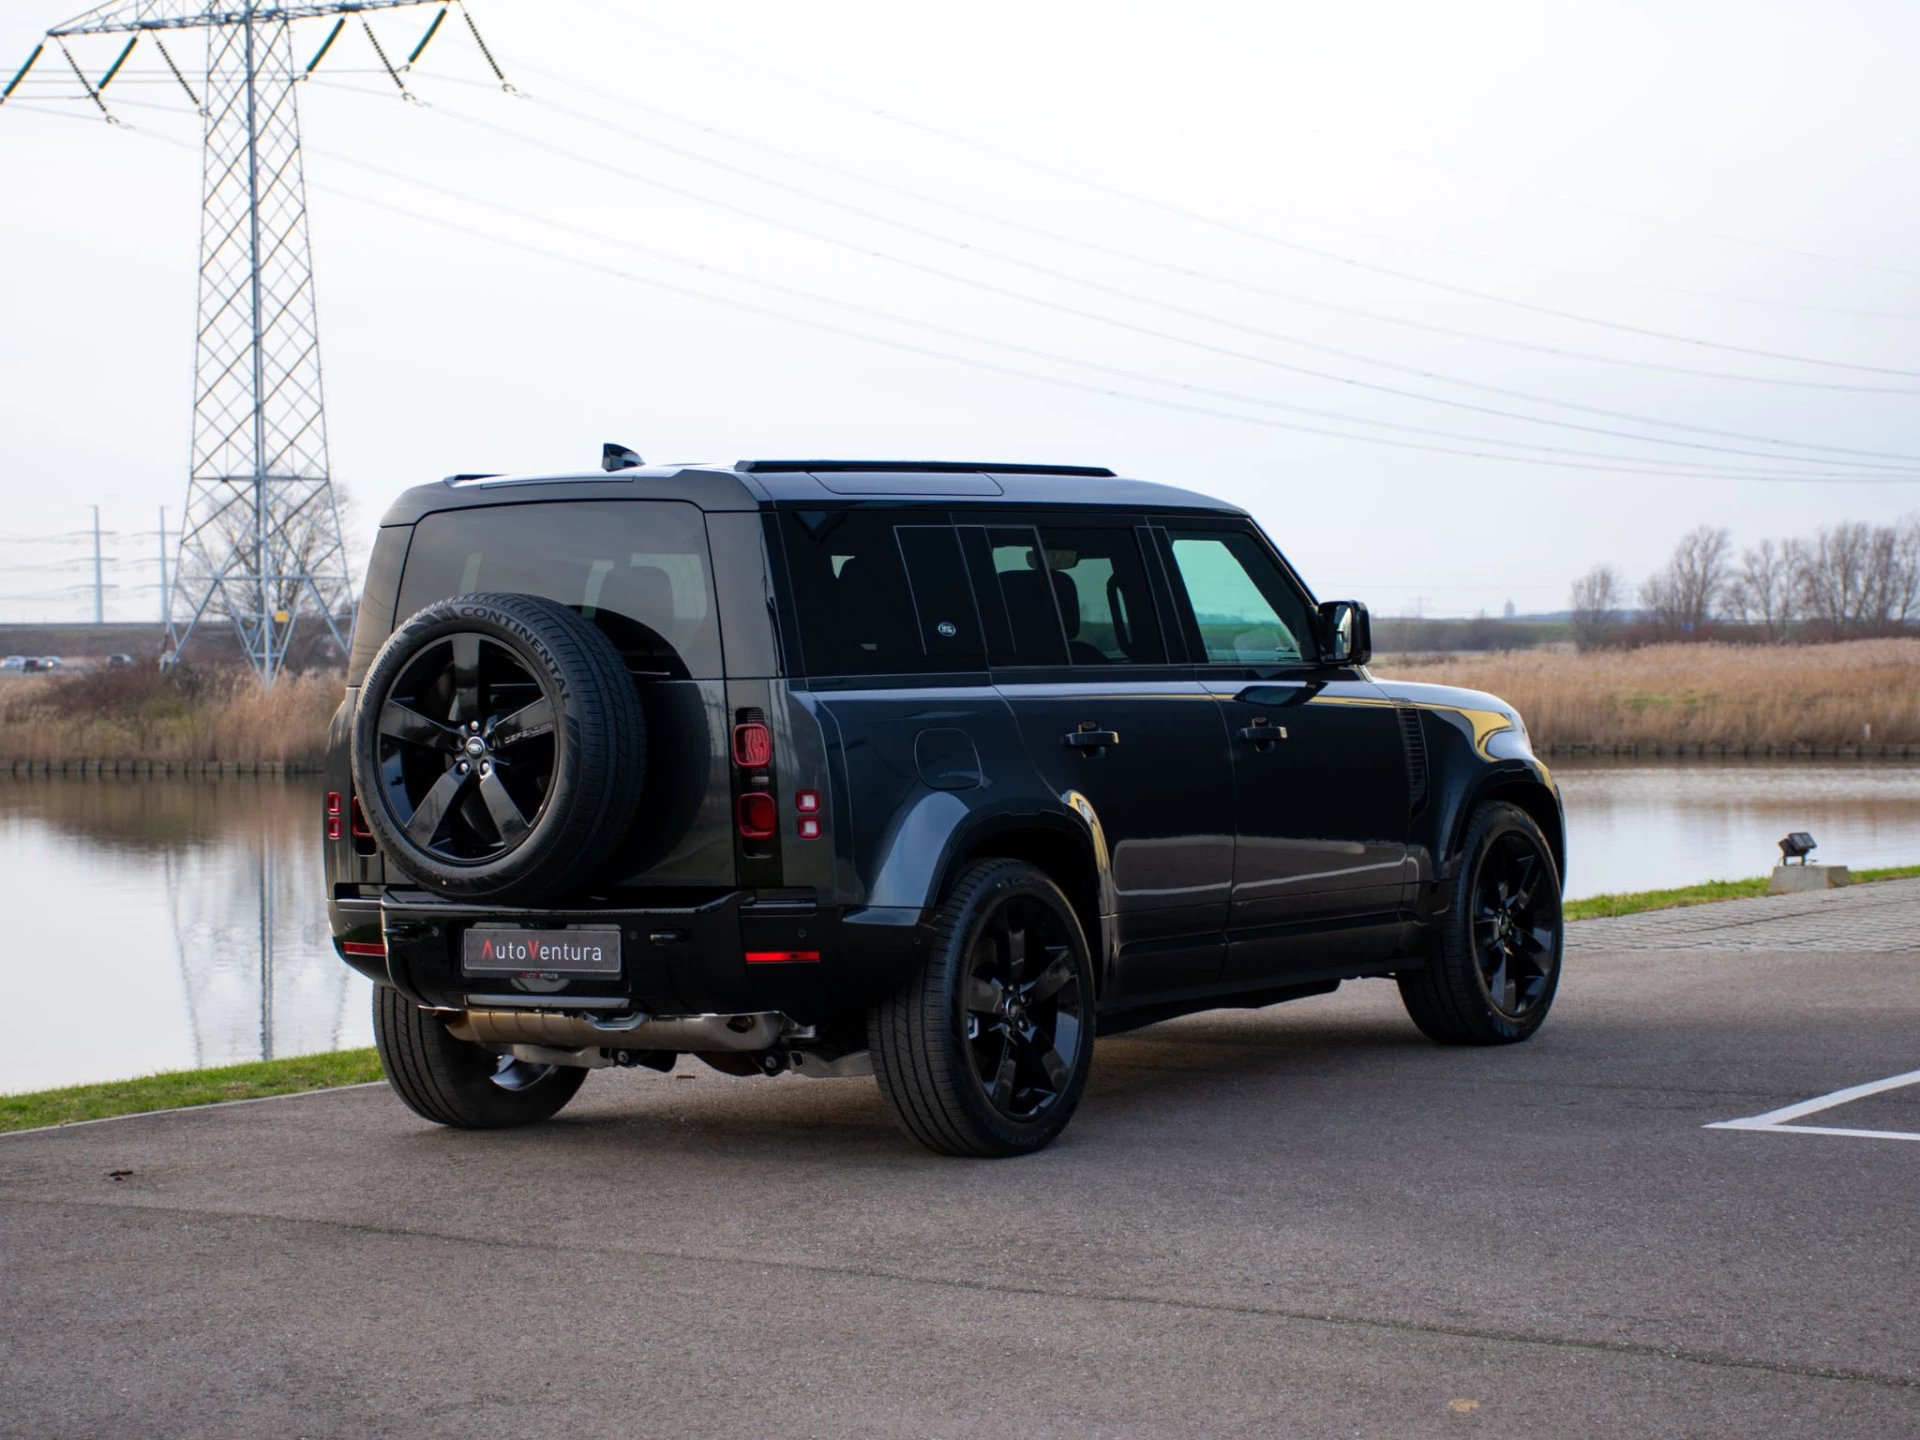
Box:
(27, 1), (447, 681)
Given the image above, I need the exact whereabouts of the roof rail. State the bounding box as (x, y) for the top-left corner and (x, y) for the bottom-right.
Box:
(734, 459), (1116, 477)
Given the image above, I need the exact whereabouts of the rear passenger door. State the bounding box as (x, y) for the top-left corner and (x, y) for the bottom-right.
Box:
(1151, 520), (1412, 979)
(963, 515), (1235, 1003)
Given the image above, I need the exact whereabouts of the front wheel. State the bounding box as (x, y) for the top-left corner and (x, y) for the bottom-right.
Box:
(1398, 801), (1564, 1045)
(372, 985), (587, 1128)
(869, 860), (1097, 1157)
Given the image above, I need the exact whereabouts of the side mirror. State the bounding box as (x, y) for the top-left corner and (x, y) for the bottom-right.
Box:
(1319, 600), (1371, 667)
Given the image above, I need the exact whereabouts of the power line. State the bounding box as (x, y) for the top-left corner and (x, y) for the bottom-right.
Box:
(551, 0), (1920, 291)
(312, 140), (1920, 483)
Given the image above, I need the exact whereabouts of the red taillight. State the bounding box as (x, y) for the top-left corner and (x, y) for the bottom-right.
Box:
(732, 722), (772, 768)
(350, 796), (373, 840)
(341, 940), (387, 958)
(736, 792), (776, 840)
(744, 950), (821, 964)
(325, 792), (343, 840)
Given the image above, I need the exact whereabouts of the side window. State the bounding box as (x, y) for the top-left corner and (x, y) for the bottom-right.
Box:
(395, 500), (722, 677)
(959, 524), (1068, 668)
(1033, 526), (1166, 665)
(780, 511), (984, 676)
(1163, 528), (1315, 666)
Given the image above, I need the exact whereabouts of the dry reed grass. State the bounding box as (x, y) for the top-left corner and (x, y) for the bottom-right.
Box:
(1374, 639), (1920, 749)
(0, 666), (340, 764)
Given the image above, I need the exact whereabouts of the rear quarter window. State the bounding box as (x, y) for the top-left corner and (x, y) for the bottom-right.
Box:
(395, 500), (722, 678)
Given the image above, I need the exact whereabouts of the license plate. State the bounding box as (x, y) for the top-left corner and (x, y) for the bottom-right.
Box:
(461, 926), (622, 978)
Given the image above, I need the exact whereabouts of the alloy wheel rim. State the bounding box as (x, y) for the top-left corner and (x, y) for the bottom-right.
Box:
(374, 633), (558, 863)
(961, 895), (1084, 1122)
(1471, 831), (1559, 1019)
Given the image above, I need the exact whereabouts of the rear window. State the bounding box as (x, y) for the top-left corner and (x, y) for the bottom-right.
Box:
(395, 500), (722, 678)
(780, 511), (985, 676)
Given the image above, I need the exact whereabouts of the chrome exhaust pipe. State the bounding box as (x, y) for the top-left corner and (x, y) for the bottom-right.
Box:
(447, 1008), (789, 1053)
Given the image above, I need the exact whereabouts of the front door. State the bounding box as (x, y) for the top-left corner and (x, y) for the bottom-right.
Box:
(1153, 521), (1412, 982)
(964, 517), (1235, 1003)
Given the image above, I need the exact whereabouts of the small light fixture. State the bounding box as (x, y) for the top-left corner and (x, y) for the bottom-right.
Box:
(1779, 832), (1817, 865)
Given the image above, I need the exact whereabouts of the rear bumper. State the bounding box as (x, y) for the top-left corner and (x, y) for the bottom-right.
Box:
(330, 888), (932, 1023)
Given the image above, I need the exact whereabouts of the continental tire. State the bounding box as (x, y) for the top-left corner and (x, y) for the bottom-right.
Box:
(869, 859), (1096, 1157)
(1399, 801), (1564, 1045)
(372, 984), (587, 1129)
(352, 592), (643, 905)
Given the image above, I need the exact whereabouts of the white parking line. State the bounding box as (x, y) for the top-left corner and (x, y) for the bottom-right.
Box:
(1705, 1068), (1920, 1143)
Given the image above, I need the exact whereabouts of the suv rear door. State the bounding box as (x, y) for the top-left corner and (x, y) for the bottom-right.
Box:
(966, 515), (1235, 1004)
(1151, 519), (1412, 982)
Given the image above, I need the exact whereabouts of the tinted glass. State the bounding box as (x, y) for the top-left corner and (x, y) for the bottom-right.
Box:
(780, 511), (984, 675)
(396, 500), (721, 678)
(1031, 526), (1166, 665)
(962, 524), (1069, 668)
(1165, 528), (1314, 665)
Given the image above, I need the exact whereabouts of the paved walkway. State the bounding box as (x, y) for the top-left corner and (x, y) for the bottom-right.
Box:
(1571, 875), (1920, 952)
(4, 881), (1918, 1438)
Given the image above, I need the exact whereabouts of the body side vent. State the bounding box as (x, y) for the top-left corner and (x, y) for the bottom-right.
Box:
(1397, 705), (1431, 819)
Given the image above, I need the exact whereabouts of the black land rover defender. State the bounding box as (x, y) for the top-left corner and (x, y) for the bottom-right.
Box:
(326, 459), (1565, 1157)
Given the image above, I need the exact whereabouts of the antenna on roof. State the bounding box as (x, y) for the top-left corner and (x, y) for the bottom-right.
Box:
(602, 442), (644, 472)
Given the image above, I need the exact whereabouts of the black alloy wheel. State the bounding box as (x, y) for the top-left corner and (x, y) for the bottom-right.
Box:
(870, 858), (1097, 1157)
(961, 893), (1087, 1123)
(352, 593), (645, 905)
(375, 632), (556, 863)
(1397, 800), (1564, 1045)
(1471, 831), (1558, 1020)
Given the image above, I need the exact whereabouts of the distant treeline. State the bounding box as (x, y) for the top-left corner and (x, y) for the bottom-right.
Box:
(1371, 616), (1567, 654)
(1569, 517), (1920, 651)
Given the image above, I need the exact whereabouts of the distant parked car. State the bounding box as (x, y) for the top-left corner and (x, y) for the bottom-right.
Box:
(20, 657), (49, 673)
(0, 656), (24, 672)
(36, 657), (62, 670)
(106, 653), (133, 668)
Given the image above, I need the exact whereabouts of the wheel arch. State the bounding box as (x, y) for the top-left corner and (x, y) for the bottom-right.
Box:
(940, 811), (1114, 999)
(1456, 771), (1566, 884)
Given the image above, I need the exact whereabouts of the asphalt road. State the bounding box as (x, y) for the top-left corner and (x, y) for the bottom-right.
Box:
(3, 888), (1917, 1439)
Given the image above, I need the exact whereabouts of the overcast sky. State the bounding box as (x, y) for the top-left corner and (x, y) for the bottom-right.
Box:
(2, 0), (1918, 624)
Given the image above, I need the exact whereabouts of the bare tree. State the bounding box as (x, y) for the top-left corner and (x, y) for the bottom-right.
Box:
(1641, 525), (1732, 636)
(1730, 538), (1799, 640)
(1799, 522), (1874, 630)
(1569, 564), (1623, 651)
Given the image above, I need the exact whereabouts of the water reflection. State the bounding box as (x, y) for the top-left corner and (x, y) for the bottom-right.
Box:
(1553, 759), (1920, 898)
(0, 780), (367, 1094)
(1, 761), (1916, 1092)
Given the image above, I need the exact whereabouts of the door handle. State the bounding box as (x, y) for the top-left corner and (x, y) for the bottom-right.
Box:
(1063, 724), (1121, 752)
(1238, 718), (1288, 752)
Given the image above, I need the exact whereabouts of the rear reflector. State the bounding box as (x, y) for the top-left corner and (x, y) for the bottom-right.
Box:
(795, 789), (820, 813)
(744, 950), (821, 964)
(325, 791), (341, 816)
(341, 940), (386, 958)
(797, 817), (821, 840)
(736, 791), (776, 839)
(732, 722), (773, 768)
(350, 796), (373, 840)
(326, 817), (342, 841)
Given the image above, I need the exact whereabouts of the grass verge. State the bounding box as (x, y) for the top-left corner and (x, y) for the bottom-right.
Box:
(1564, 864), (1920, 921)
(0, 1049), (382, 1134)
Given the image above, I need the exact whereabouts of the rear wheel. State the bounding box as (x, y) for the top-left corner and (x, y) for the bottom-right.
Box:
(869, 860), (1096, 1157)
(372, 985), (587, 1128)
(1399, 801), (1563, 1045)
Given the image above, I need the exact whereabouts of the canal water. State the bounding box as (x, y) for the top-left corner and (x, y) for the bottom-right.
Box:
(3, 760), (1917, 1093)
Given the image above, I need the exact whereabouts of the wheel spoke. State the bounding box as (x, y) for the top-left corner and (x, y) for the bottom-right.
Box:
(405, 765), (472, 845)
(380, 701), (457, 749)
(1031, 1034), (1070, 1092)
(988, 1036), (1017, 1109)
(965, 974), (1004, 1016)
(1510, 853), (1540, 912)
(450, 634), (483, 722)
(1484, 952), (1513, 1012)
(477, 770), (531, 845)
(1520, 924), (1558, 966)
(1004, 920), (1029, 982)
(1025, 952), (1075, 1004)
(490, 696), (554, 748)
